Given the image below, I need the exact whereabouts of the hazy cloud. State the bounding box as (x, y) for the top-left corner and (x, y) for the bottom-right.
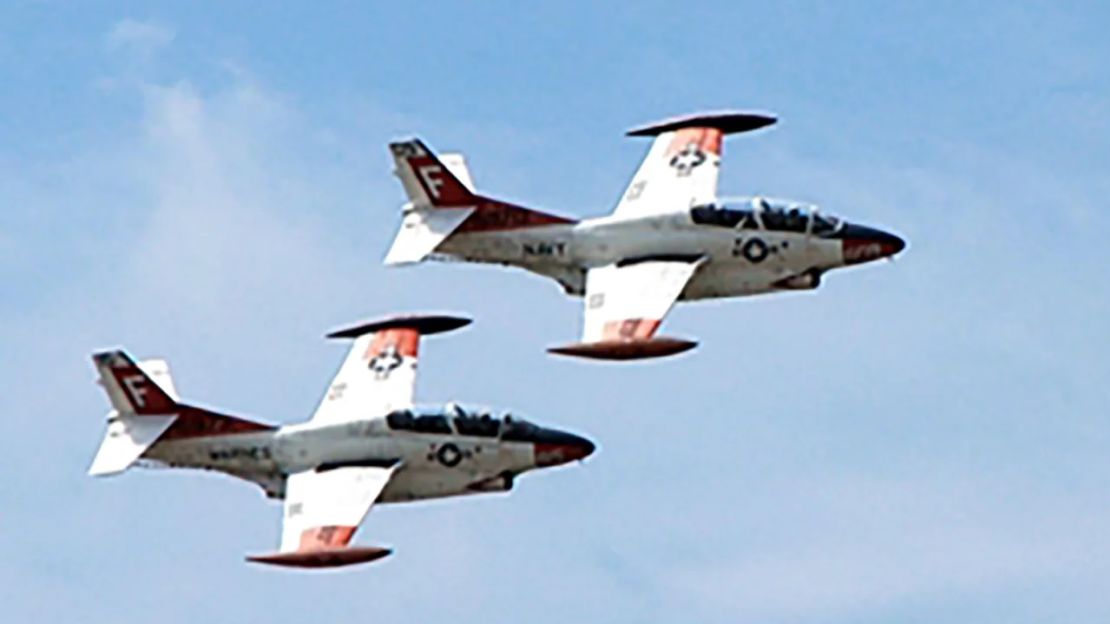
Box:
(105, 18), (175, 53)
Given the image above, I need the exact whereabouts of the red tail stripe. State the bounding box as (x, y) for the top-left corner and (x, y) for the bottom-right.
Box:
(455, 198), (576, 233)
(158, 405), (275, 441)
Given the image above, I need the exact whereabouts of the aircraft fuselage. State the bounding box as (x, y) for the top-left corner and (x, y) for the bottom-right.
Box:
(436, 201), (904, 298)
(141, 407), (591, 503)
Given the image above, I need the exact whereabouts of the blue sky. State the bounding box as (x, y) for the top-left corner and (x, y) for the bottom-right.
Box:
(3, 2), (1109, 622)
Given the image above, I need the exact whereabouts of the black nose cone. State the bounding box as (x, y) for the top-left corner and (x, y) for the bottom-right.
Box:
(534, 429), (596, 466)
(839, 223), (906, 264)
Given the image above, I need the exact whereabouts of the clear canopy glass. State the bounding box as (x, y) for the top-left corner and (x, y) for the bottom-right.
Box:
(385, 403), (538, 439)
(690, 196), (841, 235)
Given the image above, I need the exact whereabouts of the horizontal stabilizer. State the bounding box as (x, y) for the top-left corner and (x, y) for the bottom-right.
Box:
(384, 206), (476, 265)
(88, 413), (178, 476)
(548, 337), (697, 360)
(246, 546), (392, 568)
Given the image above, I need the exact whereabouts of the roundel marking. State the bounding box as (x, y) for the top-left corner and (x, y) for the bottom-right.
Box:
(669, 142), (706, 176)
(741, 238), (770, 264)
(436, 443), (463, 467)
(368, 344), (404, 379)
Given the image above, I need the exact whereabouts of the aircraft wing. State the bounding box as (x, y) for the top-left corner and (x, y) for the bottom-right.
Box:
(549, 256), (705, 360)
(247, 465), (397, 567)
(310, 314), (471, 425)
(612, 111), (776, 218)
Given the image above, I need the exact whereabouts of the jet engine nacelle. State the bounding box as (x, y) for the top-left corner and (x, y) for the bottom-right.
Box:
(467, 472), (514, 493)
(774, 269), (823, 290)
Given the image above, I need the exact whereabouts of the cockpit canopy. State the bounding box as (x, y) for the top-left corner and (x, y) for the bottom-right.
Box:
(385, 403), (540, 440)
(690, 196), (841, 235)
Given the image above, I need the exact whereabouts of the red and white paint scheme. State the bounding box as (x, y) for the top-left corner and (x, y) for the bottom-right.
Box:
(88, 314), (594, 568)
(384, 111), (906, 360)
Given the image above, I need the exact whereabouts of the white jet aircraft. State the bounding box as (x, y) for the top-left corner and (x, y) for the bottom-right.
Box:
(88, 314), (594, 568)
(384, 111), (906, 360)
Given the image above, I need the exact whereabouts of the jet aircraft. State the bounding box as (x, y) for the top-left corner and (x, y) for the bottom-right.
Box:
(88, 314), (594, 568)
(384, 111), (906, 360)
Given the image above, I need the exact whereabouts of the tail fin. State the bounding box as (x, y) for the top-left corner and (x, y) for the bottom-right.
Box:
(390, 139), (477, 208)
(89, 351), (179, 475)
(385, 138), (577, 265)
(93, 351), (179, 415)
(89, 349), (275, 476)
(438, 153), (476, 193)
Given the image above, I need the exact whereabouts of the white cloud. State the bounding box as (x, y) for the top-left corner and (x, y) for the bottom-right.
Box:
(105, 18), (175, 53)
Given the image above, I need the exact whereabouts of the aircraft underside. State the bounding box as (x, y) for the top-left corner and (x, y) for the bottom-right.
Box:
(142, 430), (524, 504)
(436, 228), (835, 301)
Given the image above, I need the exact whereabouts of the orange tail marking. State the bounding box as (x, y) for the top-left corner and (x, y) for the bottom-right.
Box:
(364, 328), (420, 359)
(602, 319), (662, 341)
(299, 526), (357, 551)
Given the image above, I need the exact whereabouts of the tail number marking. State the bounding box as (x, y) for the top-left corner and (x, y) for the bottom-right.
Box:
(416, 164), (445, 200)
(121, 374), (149, 408)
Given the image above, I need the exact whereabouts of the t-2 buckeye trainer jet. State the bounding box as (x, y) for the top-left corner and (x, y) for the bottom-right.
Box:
(88, 314), (594, 568)
(384, 111), (906, 360)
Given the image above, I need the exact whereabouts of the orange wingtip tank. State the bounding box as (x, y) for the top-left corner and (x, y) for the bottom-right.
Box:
(547, 337), (697, 360)
(245, 546), (392, 568)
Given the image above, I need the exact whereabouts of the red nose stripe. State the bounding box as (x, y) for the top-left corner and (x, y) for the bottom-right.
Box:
(842, 239), (899, 264)
(535, 443), (592, 467)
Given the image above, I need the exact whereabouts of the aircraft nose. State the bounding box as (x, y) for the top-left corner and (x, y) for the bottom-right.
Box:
(840, 223), (906, 264)
(534, 430), (596, 467)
